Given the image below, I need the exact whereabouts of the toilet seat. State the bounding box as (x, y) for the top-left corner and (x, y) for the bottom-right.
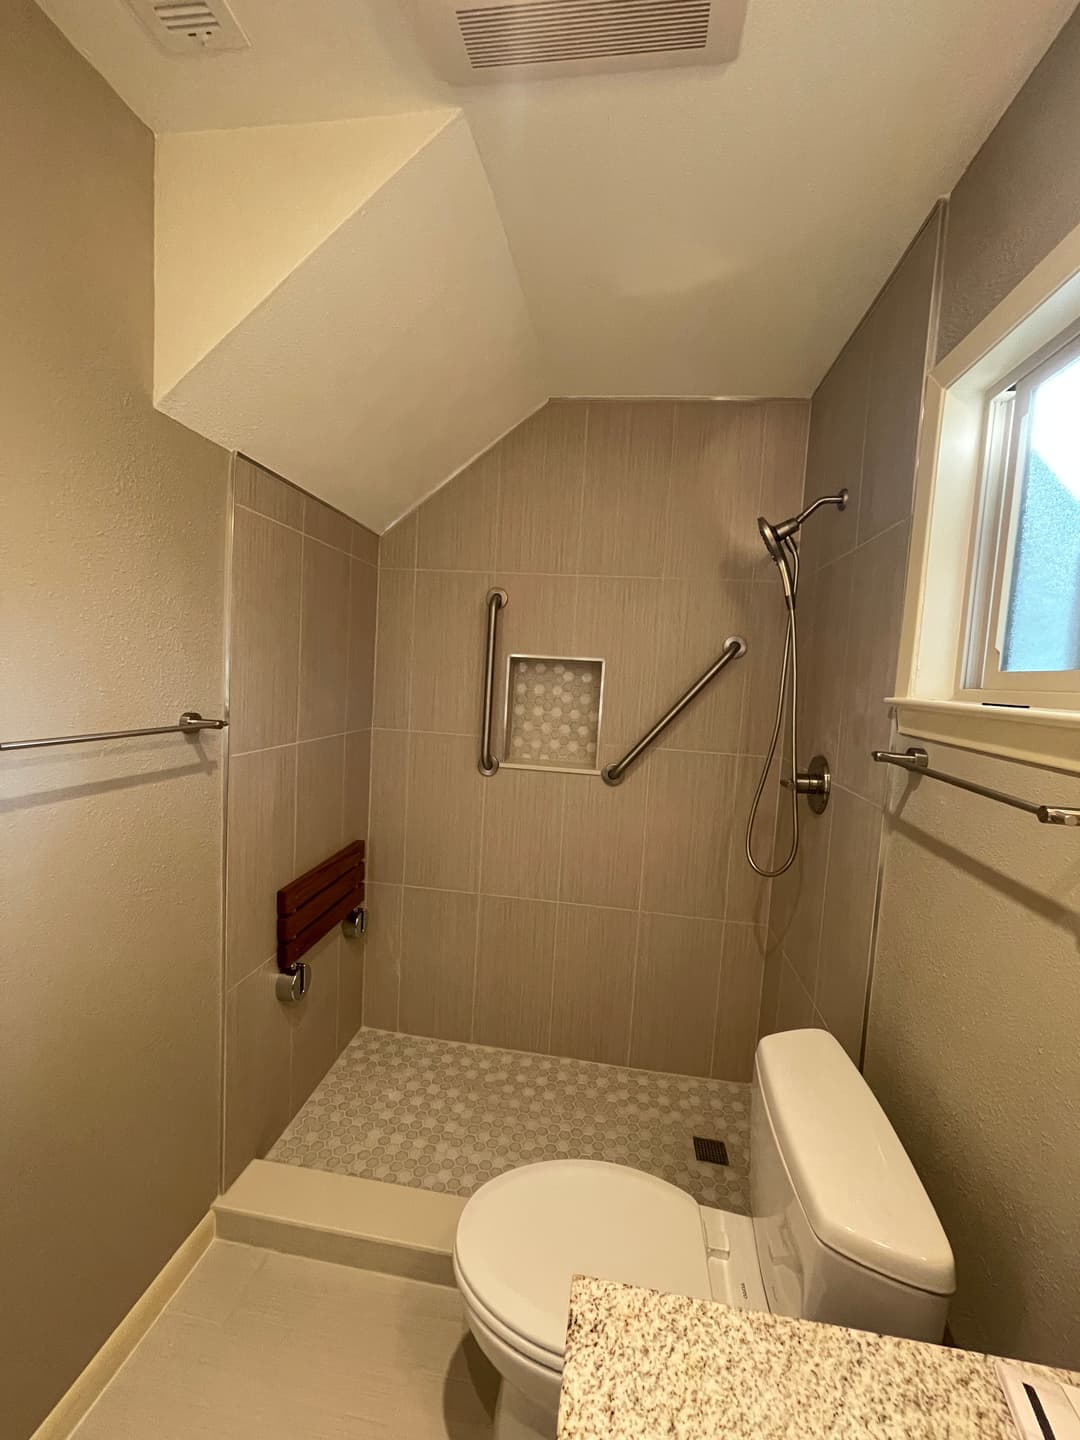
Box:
(453, 1160), (711, 1365)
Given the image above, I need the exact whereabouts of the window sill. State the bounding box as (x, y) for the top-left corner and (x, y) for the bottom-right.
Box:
(888, 697), (1080, 776)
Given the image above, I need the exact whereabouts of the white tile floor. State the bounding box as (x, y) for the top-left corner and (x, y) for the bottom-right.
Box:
(72, 1241), (497, 1440)
(271, 1028), (752, 1211)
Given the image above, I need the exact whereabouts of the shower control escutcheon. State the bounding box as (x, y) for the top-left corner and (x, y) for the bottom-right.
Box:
(781, 754), (831, 815)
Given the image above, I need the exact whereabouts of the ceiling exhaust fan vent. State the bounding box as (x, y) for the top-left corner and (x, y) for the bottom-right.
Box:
(125, 0), (250, 55)
(417, 0), (747, 84)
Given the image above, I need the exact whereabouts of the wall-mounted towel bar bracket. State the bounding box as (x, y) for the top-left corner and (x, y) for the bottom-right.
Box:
(0, 711), (227, 752)
(872, 746), (1080, 827)
(602, 635), (748, 786)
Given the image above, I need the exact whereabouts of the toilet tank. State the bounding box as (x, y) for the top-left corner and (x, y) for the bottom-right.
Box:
(751, 1030), (955, 1343)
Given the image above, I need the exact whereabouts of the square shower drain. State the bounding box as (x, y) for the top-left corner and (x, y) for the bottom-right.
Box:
(693, 1136), (730, 1166)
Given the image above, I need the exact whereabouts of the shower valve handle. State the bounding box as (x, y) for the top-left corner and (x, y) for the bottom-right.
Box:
(781, 755), (832, 814)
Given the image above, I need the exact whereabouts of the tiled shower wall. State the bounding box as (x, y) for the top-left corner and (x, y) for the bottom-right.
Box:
(222, 457), (378, 1184)
(364, 398), (808, 1082)
(759, 207), (944, 1060)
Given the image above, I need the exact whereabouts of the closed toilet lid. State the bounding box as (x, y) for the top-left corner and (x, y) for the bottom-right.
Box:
(454, 1160), (710, 1361)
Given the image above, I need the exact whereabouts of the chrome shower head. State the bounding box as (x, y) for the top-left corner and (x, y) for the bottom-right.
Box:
(757, 489), (848, 607)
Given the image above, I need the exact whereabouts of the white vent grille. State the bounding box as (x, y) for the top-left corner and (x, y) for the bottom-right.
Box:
(458, 0), (709, 70)
(126, 0), (250, 54)
(416, 0), (746, 83)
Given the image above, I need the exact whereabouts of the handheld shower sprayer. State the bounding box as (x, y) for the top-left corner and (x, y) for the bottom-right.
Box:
(745, 488), (849, 877)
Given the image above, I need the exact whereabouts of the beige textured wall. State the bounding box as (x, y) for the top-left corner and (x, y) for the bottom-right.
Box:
(938, 4), (1080, 358)
(865, 743), (1080, 1367)
(759, 210), (943, 1060)
(223, 458), (378, 1185)
(767, 17), (1080, 1368)
(366, 398), (807, 1081)
(0, 4), (229, 1436)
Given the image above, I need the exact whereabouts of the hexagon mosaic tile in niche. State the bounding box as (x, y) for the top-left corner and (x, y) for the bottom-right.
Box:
(505, 655), (603, 770)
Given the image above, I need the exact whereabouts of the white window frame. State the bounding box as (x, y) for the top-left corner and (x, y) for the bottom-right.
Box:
(960, 327), (1080, 706)
(892, 219), (1080, 775)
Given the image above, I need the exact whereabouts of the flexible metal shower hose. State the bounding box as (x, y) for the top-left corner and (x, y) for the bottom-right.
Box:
(745, 537), (801, 877)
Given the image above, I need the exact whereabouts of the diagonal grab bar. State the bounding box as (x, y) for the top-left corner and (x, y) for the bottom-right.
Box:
(601, 635), (747, 786)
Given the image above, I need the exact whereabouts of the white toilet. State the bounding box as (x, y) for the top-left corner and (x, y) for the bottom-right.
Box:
(453, 1028), (956, 1440)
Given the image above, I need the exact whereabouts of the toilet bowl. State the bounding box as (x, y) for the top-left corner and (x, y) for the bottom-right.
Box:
(453, 1028), (956, 1440)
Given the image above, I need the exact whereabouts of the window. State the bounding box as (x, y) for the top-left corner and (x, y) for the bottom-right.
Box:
(962, 330), (1080, 706)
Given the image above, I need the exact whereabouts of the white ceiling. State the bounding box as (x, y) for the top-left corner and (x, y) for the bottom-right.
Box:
(37, 0), (1078, 513)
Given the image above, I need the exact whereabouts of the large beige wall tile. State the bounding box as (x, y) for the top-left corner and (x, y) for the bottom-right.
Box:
(491, 573), (579, 737)
(379, 509), (418, 569)
(410, 570), (490, 735)
(399, 887), (478, 1042)
(756, 933), (784, 1040)
(800, 320), (871, 573)
(797, 552), (853, 766)
(230, 506), (301, 753)
(372, 568), (415, 730)
(559, 758), (646, 910)
(837, 521), (910, 803)
(630, 913), (724, 1076)
(726, 758), (775, 927)
(405, 733), (483, 891)
(712, 924), (766, 1082)
(227, 745), (297, 986)
(480, 767), (565, 901)
(495, 402), (586, 574)
(362, 882), (402, 1030)
(666, 403), (765, 581)
(346, 558), (378, 732)
(549, 904), (636, 1065)
(367, 729), (409, 883)
(338, 925), (366, 1051)
(774, 955), (817, 1032)
(641, 750), (737, 919)
(351, 521), (379, 568)
(294, 735), (345, 876)
(473, 896), (557, 1051)
(343, 729), (371, 843)
(224, 961), (292, 1186)
(572, 576), (660, 748)
(815, 786), (882, 1060)
(417, 448), (499, 571)
(304, 495), (354, 554)
(652, 579), (748, 753)
(755, 401), (810, 580)
(298, 537), (350, 740)
(859, 218), (938, 545)
(740, 584), (788, 755)
(287, 931), (340, 1114)
(234, 456), (304, 529)
(578, 402), (674, 578)
(768, 797), (833, 998)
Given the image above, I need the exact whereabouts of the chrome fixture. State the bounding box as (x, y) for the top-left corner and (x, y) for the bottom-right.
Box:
(478, 588), (508, 776)
(341, 905), (367, 939)
(745, 490), (848, 877)
(781, 754), (832, 816)
(602, 635), (747, 786)
(276, 963), (309, 1003)
(0, 710), (227, 753)
(872, 747), (1080, 827)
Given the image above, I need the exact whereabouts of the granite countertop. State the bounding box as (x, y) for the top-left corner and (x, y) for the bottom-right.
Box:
(559, 1276), (1080, 1440)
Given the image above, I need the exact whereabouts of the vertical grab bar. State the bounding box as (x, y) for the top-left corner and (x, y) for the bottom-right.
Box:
(479, 588), (508, 776)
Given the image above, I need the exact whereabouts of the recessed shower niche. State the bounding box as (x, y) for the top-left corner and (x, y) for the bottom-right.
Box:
(503, 655), (605, 773)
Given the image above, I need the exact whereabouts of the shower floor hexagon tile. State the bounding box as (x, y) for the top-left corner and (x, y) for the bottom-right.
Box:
(270, 1028), (751, 1210)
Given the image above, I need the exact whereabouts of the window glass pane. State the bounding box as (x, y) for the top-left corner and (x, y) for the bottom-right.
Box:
(1001, 351), (1080, 673)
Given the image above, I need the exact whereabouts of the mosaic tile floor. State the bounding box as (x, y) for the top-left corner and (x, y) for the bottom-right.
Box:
(271, 1028), (751, 1211)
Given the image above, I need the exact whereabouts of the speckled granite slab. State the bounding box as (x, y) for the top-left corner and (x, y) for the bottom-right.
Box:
(559, 1277), (1080, 1439)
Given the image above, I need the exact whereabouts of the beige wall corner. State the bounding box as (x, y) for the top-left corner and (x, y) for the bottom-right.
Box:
(28, 1215), (215, 1440)
(156, 112), (549, 533)
(154, 108), (458, 401)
